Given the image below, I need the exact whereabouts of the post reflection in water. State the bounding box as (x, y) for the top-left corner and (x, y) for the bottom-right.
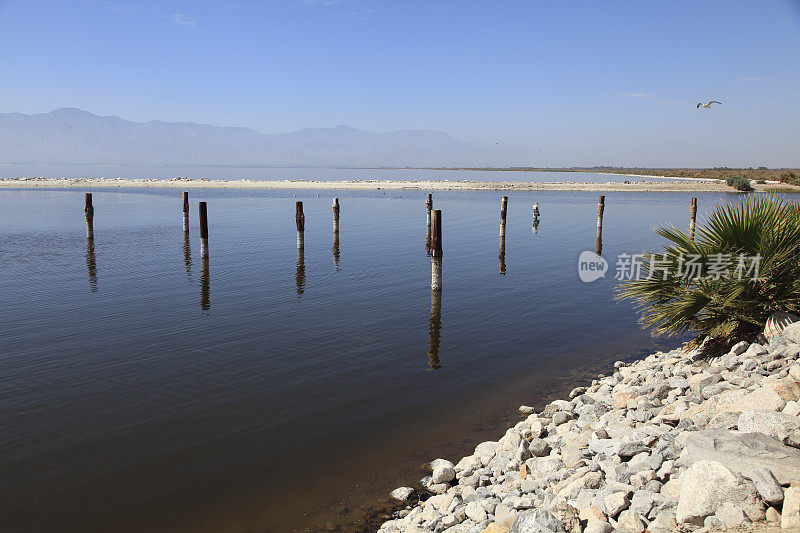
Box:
(332, 231), (340, 269)
(532, 217), (540, 235)
(296, 232), (306, 296)
(200, 256), (210, 311)
(182, 231), (193, 281)
(498, 234), (506, 275)
(427, 257), (443, 370)
(85, 238), (98, 293)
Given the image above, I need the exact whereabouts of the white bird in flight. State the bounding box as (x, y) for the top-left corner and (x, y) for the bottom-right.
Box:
(697, 101), (721, 108)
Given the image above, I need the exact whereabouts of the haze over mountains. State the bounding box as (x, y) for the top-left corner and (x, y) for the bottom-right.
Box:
(0, 108), (522, 168)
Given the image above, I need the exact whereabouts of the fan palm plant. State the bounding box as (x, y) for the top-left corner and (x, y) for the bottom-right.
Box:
(618, 195), (800, 346)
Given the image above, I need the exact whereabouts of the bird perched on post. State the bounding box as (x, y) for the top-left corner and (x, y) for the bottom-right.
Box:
(697, 101), (721, 108)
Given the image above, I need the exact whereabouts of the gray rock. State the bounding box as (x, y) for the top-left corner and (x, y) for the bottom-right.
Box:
(648, 510), (677, 532)
(782, 485), (800, 529)
(430, 458), (455, 471)
(675, 460), (764, 525)
(785, 322), (800, 343)
(600, 491), (629, 518)
(616, 509), (646, 533)
(629, 490), (655, 516)
(668, 377), (689, 389)
(432, 464), (456, 484)
(583, 521), (613, 533)
(509, 508), (566, 533)
(707, 411), (739, 430)
(390, 486), (414, 501)
(528, 438), (551, 457)
(689, 372), (722, 395)
(677, 429), (800, 484)
(730, 340), (750, 356)
(738, 409), (800, 448)
(715, 502), (747, 528)
(743, 467), (784, 505)
(464, 501), (487, 523)
(552, 412), (572, 426)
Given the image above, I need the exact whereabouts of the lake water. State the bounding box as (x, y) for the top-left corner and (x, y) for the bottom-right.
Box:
(0, 187), (736, 532)
(0, 164), (679, 183)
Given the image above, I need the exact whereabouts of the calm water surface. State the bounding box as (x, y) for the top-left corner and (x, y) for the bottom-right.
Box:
(0, 188), (735, 532)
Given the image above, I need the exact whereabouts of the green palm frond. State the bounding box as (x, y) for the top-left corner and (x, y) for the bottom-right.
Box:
(617, 195), (800, 345)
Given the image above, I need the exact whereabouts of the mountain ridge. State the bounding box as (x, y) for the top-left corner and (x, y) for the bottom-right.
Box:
(0, 108), (512, 167)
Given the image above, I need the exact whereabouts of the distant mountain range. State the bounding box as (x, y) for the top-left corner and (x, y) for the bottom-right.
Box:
(0, 108), (520, 167)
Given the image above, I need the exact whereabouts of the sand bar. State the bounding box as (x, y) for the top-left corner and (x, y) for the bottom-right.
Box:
(1, 177), (798, 193)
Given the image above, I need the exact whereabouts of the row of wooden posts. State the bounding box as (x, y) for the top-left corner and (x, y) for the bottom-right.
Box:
(80, 191), (699, 369)
(81, 190), (702, 278)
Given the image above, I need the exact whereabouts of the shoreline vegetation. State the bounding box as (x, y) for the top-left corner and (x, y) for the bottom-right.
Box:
(1, 176), (799, 193)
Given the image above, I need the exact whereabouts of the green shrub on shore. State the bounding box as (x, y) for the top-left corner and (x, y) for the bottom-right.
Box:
(618, 196), (800, 346)
(725, 176), (754, 191)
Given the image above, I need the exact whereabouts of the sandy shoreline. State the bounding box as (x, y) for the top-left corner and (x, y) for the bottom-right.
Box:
(2, 177), (797, 193)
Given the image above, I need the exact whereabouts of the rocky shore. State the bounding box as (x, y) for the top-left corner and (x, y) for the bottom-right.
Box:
(380, 314), (800, 533)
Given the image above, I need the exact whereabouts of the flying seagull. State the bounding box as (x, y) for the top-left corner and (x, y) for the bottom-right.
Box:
(697, 101), (721, 108)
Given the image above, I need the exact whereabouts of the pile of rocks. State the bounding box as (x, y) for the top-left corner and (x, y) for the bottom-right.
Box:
(380, 314), (800, 532)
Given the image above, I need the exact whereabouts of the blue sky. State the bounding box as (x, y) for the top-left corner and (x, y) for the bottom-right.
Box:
(0, 0), (798, 166)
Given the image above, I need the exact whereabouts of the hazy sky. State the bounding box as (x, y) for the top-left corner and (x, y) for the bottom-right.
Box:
(1, 0), (799, 167)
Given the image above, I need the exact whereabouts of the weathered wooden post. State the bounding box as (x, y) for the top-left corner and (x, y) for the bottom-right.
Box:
(499, 196), (508, 239)
(295, 201), (305, 294)
(430, 209), (443, 292)
(426, 193), (433, 255)
(84, 193), (94, 239)
(596, 195), (605, 255)
(199, 201), (209, 259)
(427, 286), (442, 370)
(332, 197), (340, 234)
(332, 198), (340, 267)
(296, 201), (305, 249)
(689, 197), (697, 240)
(182, 191), (190, 233)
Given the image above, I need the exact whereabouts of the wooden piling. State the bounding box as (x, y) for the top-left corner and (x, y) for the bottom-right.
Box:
(332, 199), (340, 268)
(689, 197), (697, 240)
(182, 191), (190, 233)
(426, 193), (433, 255)
(296, 201), (305, 249)
(596, 195), (605, 255)
(84, 193), (94, 239)
(332, 197), (340, 233)
(199, 201), (209, 259)
(430, 209), (442, 258)
(430, 208), (443, 292)
(499, 196), (508, 238)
